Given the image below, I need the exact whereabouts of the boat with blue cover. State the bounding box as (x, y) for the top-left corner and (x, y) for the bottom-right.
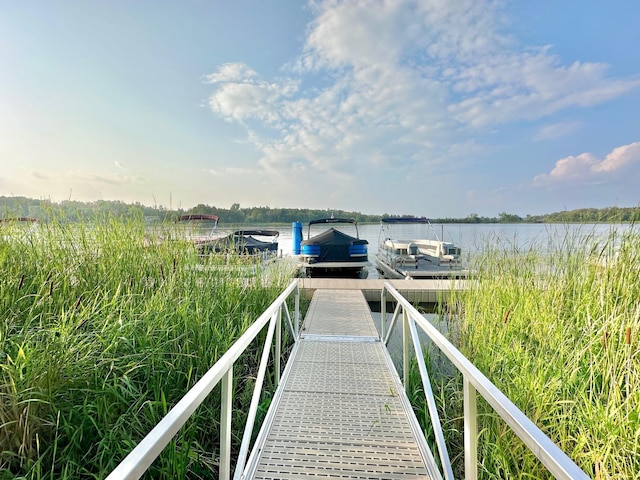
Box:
(298, 217), (369, 278)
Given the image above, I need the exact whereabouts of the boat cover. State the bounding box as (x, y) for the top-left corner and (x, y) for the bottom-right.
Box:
(200, 232), (278, 254)
(381, 217), (428, 224)
(301, 228), (368, 263)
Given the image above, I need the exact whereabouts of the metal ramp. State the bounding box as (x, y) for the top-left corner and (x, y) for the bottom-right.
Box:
(107, 280), (589, 480)
(243, 289), (442, 479)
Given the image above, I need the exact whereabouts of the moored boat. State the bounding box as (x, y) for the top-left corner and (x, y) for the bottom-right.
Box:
(375, 217), (466, 279)
(177, 214), (220, 247)
(298, 217), (369, 278)
(199, 229), (279, 258)
(0, 217), (39, 240)
(177, 214), (279, 259)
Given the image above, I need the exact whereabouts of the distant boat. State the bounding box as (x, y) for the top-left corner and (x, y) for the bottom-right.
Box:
(0, 217), (38, 224)
(299, 217), (369, 278)
(177, 214), (220, 247)
(177, 214), (279, 259)
(199, 229), (279, 258)
(375, 217), (466, 279)
(0, 217), (39, 239)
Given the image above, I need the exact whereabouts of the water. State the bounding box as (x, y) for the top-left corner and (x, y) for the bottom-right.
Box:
(264, 222), (632, 279)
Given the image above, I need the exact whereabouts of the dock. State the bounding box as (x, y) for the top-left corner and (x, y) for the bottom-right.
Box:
(298, 277), (466, 303)
(242, 288), (442, 479)
(107, 278), (589, 480)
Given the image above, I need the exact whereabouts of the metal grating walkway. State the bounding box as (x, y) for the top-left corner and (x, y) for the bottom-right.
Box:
(243, 289), (441, 479)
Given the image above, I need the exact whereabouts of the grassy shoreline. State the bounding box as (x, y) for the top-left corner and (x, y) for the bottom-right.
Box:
(0, 218), (293, 478)
(4, 217), (639, 478)
(418, 225), (639, 478)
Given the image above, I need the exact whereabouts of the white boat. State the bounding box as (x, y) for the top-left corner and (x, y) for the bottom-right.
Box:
(375, 217), (466, 279)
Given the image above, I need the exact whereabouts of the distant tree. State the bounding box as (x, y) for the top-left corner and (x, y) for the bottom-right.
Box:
(498, 212), (522, 223)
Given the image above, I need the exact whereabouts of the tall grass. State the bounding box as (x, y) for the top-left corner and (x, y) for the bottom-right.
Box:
(0, 216), (292, 478)
(433, 225), (640, 478)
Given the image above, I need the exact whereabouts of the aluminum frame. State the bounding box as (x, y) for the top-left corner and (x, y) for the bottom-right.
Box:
(106, 279), (300, 480)
(381, 282), (589, 480)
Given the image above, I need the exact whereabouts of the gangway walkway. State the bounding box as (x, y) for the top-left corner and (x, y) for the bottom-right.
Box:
(242, 289), (442, 479)
(107, 280), (589, 480)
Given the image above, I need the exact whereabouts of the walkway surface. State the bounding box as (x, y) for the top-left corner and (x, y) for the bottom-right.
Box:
(242, 289), (442, 479)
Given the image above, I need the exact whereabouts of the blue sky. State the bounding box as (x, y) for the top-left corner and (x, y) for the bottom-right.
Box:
(1, 0), (639, 217)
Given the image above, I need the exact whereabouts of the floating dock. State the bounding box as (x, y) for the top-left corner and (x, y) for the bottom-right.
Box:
(297, 277), (466, 303)
(242, 289), (442, 479)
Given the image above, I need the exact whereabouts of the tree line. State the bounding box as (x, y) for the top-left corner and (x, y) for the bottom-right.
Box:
(1, 196), (639, 224)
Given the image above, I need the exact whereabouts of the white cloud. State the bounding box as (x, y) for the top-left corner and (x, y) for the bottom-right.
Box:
(206, 166), (259, 176)
(205, 0), (640, 192)
(533, 121), (581, 141)
(533, 141), (640, 186)
(594, 142), (640, 173)
(64, 170), (145, 186)
(30, 171), (50, 180)
(204, 63), (259, 84)
(206, 63), (299, 124)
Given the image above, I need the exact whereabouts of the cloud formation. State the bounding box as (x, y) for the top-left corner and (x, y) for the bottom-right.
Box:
(205, 0), (639, 189)
(534, 141), (640, 186)
(533, 121), (582, 141)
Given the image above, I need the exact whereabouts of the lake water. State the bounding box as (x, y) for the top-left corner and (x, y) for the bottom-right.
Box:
(262, 222), (633, 279)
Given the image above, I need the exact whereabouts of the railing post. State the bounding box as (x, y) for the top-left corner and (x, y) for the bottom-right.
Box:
(220, 367), (233, 480)
(380, 286), (387, 340)
(234, 313), (278, 478)
(275, 306), (282, 386)
(464, 377), (478, 480)
(408, 318), (454, 480)
(402, 307), (409, 389)
(294, 284), (300, 338)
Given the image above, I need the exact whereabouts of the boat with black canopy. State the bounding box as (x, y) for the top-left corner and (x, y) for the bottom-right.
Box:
(298, 217), (369, 278)
(177, 214), (279, 259)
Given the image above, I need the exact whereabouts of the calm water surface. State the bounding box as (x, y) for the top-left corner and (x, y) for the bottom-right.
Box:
(263, 222), (633, 279)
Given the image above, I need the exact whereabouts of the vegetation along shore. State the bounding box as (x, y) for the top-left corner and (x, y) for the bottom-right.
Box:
(2, 195), (640, 224)
(0, 217), (295, 478)
(1, 205), (639, 478)
(413, 225), (639, 478)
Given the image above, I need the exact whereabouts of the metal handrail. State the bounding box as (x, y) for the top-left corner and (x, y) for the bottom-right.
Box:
(106, 279), (300, 480)
(381, 282), (589, 480)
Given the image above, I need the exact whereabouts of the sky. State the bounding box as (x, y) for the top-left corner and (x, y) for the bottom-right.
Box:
(1, 0), (639, 218)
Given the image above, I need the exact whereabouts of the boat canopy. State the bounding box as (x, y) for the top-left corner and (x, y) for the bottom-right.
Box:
(381, 217), (428, 224)
(301, 228), (368, 263)
(178, 214), (219, 224)
(308, 218), (357, 226)
(199, 230), (279, 255)
(232, 229), (279, 237)
(307, 218), (360, 239)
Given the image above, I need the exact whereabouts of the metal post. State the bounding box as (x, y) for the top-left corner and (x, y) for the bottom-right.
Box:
(381, 287), (387, 340)
(275, 306), (282, 386)
(294, 284), (300, 338)
(408, 318), (454, 480)
(220, 367), (233, 480)
(402, 308), (409, 389)
(234, 314), (278, 478)
(464, 377), (478, 480)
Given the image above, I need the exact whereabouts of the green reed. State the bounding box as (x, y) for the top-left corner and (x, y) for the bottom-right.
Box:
(422, 225), (640, 479)
(0, 216), (293, 479)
